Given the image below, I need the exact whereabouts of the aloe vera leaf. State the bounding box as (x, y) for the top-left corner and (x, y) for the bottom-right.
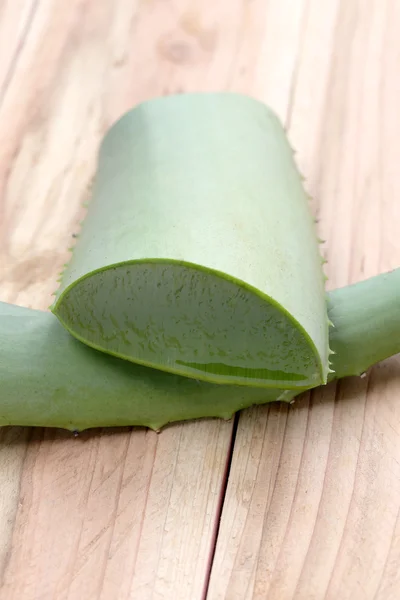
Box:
(0, 301), (291, 432)
(51, 93), (329, 390)
(1, 268), (400, 431)
(1, 268), (399, 431)
(328, 268), (400, 380)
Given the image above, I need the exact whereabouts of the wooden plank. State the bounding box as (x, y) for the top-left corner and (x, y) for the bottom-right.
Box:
(0, 1), (262, 598)
(208, 1), (400, 599)
(0, 424), (233, 600)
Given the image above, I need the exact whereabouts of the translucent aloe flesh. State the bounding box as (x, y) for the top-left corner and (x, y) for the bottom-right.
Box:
(1, 93), (399, 432)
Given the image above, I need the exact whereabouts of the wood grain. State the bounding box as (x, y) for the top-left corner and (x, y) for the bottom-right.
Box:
(0, 1), (240, 598)
(1, 0), (400, 599)
(0, 423), (233, 600)
(208, 1), (400, 599)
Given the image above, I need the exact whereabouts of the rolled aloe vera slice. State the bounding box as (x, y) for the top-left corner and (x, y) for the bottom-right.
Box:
(51, 93), (329, 389)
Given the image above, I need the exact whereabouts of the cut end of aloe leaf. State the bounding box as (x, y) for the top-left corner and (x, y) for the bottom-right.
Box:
(52, 259), (323, 388)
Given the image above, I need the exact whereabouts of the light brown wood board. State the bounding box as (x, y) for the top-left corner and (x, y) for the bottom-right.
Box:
(1, 1), (400, 599)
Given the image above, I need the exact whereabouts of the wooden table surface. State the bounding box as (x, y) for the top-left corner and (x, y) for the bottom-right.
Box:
(1, 1), (400, 599)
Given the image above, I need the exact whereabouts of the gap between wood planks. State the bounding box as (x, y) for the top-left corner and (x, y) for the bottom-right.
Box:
(202, 413), (240, 600)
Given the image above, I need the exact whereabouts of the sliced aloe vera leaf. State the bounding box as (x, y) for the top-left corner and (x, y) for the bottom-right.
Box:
(52, 93), (329, 389)
(2, 269), (400, 431)
(0, 302), (295, 431)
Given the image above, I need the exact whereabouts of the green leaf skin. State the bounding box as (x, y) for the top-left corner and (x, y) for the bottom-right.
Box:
(1, 268), (399, 431)
(51, 93), (329, 390)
